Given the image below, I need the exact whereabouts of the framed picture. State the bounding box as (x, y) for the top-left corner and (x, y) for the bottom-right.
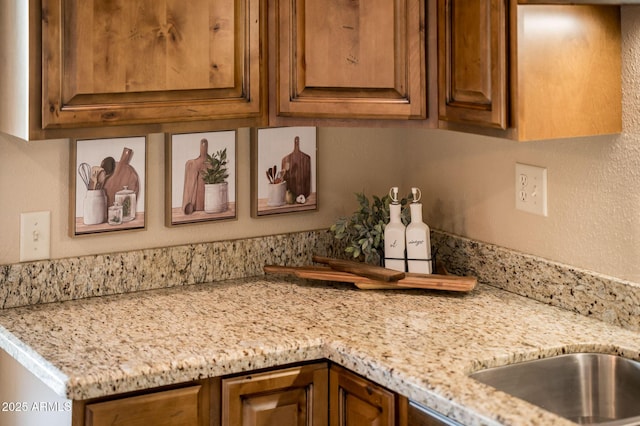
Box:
(251, 127), (318, 217)
(165, 130), (237, 226)
(70, 136), (147, 236)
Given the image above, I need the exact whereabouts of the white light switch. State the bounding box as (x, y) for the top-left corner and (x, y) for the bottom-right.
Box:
(20, 211), (51, 262)
(515, 163), (548, 216)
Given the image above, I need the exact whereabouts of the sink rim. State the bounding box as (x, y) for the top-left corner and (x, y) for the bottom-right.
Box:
(468, 352), (640, 426)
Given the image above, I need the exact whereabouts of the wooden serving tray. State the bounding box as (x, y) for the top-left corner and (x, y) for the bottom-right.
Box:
(263, 264), (477, 292)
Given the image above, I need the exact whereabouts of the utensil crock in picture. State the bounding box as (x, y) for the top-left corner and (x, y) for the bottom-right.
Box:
(267, 181), (287, 207)
(83, 189), (107, 225)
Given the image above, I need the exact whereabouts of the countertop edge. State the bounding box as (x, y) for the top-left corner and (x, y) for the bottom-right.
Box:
(0, 324), (69, 397)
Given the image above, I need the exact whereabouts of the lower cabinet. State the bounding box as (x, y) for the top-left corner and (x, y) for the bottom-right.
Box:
(221, 362), (329, 426)
(71, 361), (459, 426)
(329, 364), (397, 426)
(72, 379), (215, 426)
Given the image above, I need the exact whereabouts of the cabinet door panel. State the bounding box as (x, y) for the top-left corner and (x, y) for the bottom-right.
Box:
(438, 0), (507, 129)
(275, 0), (428, 120)
(42, 0), (263, 129)
(330, 365), (395, 426)
(222, 362), (329, 426)
(84, 386), (202, 426)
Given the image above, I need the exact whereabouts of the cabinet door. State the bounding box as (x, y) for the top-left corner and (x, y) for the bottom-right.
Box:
(222, 362), (329, 426)
(84, 385), (206, 426)
(272, 0), (429, 121)
(329, 365), (396, 426)
(437, 0), (508, 129)
(41, 0), (264, 130)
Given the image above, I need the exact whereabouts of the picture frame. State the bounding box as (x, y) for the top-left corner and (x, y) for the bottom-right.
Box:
(251, 127), (318, 217)
(165, 130), (237, 226)
(70, 136), (147, 236)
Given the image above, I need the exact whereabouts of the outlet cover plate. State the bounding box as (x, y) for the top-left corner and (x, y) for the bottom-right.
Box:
(515, 163), (547, 216)
(20, 211), (51, 262)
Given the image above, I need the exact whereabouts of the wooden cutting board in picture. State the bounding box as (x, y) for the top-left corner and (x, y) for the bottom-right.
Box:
(281, 136), (311, 198)
(103, 147), (140, 208)
(181, 138), (208, 214)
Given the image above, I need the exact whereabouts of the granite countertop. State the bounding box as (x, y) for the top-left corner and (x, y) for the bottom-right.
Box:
(0, 277), (638, 426)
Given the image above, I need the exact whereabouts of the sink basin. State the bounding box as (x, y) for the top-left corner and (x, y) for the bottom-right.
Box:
(469, 353), (640, 425)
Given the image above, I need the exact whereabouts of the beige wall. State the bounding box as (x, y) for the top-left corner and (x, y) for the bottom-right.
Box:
(0, 127), (405, 265)
(404, 6), (640, 282)
(1, 7), (639, 283)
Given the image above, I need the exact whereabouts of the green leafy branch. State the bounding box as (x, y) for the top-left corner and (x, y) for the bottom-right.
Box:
(201, 148), (229, 185)
(330, 192), (411, 264)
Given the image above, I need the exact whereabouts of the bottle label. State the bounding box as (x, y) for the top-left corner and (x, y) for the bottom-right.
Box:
(407, 239), (425, 247)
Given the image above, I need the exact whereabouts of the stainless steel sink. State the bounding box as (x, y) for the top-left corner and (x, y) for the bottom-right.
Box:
(469, 353), (640, 425)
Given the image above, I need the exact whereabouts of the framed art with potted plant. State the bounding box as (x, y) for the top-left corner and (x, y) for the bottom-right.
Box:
(165, 130), (237, 226)
(251, 127), (318, 217)
(70, 136), (147, 236)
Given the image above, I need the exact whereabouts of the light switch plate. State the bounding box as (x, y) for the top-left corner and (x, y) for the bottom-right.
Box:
(20, 211), (51, 262)
(515, 163), (548, 216)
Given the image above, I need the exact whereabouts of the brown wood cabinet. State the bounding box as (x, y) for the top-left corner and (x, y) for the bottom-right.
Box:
(269, 0), (437, 126)
(437, 0), (508, 130)
(0, 0), (266, 140)
(72, 379), (215, 426)
(221, 362), (329, 426)
(329, 364), (398, 426)
(69, 361), (467, 426)
(438, 0), (622, 141)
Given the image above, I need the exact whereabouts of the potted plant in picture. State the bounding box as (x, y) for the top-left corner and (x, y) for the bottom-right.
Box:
(201, 148), (229, 213)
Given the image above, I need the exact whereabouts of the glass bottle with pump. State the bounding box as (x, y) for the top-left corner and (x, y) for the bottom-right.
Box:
(384, 187), (406, 272)
(406, 187), (432, 274)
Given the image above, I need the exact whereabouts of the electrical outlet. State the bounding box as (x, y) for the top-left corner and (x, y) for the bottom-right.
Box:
(20, 211), (51, 262)
(515, 163), (547, 216)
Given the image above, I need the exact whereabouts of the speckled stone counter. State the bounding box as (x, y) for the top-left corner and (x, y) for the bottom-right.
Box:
(0, 277), (638, 426)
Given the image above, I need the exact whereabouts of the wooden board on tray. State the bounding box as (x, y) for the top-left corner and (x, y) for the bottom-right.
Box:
(263, 264), (477, 292)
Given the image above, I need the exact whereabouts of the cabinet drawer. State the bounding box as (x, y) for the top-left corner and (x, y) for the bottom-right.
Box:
(84, 385), (202, 426)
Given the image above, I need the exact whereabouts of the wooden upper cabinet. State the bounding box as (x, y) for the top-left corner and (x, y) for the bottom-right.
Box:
(513, 4), (621, 141)
(42, 0), (264, 131)
(438, 0), (508, 129)
(438, 1), (622, 141)
(270, 0), (436, 124)
(0, 0), (265, 140)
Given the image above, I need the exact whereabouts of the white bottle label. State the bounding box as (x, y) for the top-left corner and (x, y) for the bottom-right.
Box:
(406, 230), (431, 274)
(407, 239), (425, 248)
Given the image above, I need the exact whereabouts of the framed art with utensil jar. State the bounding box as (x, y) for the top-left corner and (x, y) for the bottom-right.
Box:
(70, 136), (147, 236)
(165, 130), (237, 226)
(251, 127), (318, 217)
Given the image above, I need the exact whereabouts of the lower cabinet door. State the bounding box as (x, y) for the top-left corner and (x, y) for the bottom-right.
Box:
(84, 385), (204, 426)
(329, 365), (396, 426)
(221, 362), (329, 426)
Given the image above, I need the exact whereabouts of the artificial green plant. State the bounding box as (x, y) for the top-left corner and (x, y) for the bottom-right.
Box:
(330, 192), (410, 264)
